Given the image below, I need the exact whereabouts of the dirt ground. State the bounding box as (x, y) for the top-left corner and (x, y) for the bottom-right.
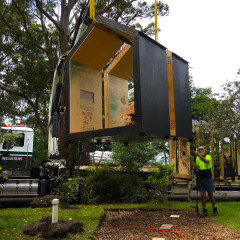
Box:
(95, 209), (240, 240)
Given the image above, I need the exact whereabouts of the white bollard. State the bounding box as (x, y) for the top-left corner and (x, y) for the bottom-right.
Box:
(52, 199), (59, 223)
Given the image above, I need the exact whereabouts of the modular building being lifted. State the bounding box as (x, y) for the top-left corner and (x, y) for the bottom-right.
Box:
(48, 14), (192, 158)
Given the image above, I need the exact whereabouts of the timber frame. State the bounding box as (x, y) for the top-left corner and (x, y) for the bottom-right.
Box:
(169, 120), (240, 180)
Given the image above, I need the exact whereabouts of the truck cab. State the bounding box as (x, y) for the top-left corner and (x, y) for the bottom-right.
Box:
(0, 125), (39, 202)
(0, 125), (34, 177)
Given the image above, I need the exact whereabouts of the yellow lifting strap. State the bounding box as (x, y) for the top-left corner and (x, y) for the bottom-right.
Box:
(90, 0), (96, 24)
(155, 0), (158, 42)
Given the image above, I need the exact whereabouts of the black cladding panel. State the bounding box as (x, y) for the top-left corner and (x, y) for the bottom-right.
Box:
(172, 54), (192, 139)
(138, 34), (170, 136)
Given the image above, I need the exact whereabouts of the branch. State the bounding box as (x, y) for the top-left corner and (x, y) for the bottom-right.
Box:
(4, 17), (50, 55)
(66, 0), (78, 16)
(0, 83), (47, 132)
(125, 11), (139, 26)
(0, 82), (34, 108)
(9, 1), (51, 56)
(69, 11), (79, 37)
(47, 0), (60, 21)
(69, 9), (78, 25)
(35, 0), (61, 32)
(96, 0), (121, 15)
(0, 54), (11, 65)
(39, 11), (52, 54)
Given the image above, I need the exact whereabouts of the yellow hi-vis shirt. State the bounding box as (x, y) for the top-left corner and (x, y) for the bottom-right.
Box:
(196, 154), (212, 172)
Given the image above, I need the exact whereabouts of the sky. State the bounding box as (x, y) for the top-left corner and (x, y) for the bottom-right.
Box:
(145, 0), (240, 94)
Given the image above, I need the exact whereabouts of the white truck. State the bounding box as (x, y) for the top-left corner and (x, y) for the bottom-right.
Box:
(0, 125), (39, 201)
(0, 124), (68, 201)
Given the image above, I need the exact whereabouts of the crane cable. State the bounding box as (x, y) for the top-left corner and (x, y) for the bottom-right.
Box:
(155, 0), (158, 42)
(90, 0), (96, 24)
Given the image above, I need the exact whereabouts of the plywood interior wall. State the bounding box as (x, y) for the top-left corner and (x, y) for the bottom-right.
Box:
(104, 45), (133, 128)
(107, 75), (128, 127)
(69, 61), (102, 133)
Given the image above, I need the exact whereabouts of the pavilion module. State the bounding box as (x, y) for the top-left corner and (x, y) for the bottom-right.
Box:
(62, 15), (192, 143)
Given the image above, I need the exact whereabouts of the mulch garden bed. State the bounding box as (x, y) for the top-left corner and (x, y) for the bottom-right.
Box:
(95, 209), (240, 240)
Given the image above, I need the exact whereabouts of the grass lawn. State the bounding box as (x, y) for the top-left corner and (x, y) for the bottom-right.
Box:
(0, 201), (240, 240)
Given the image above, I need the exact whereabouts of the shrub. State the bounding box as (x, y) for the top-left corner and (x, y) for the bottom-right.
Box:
(49, 174), (81, 208)
(86, 165), (143, 203)
(112, 142), (159, 172)
(146, 163), (174, 193)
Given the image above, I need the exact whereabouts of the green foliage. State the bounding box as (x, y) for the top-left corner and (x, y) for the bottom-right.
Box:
(191, 79), (240, 177)
(0, 0), (57, 131)
(190, 80), (216, 120)
(86, 165), (142, 203)
(32, 130), (48, 167)
(206, 81), (240, 138)
(147, 163), (174, 192)
(0, 132), (22, 149)
(0, 92), (24, 122)
(191, 95), (213, 120)
(112, 142), (159, 172)
(49, 174), (81, 208)
(193, 80), (240, 149)
(191, 79), (240, 141)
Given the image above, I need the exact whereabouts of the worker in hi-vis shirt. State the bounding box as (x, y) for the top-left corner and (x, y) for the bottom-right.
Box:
(193, 146), (218, 217)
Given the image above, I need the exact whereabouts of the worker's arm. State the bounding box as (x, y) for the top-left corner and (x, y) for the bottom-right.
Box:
(192, 152), (210, 164)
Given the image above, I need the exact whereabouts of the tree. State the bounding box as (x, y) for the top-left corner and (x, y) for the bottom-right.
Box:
(190, 78), (217, 120)
(193, 78), (240, 169)
(205, 81), (240, 139)
(112, 142), (159, 172)
(146, 162), (174, 193)
(0, 0), (57, 131)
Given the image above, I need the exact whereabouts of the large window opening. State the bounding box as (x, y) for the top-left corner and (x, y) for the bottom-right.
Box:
(69, 26), (134, 134)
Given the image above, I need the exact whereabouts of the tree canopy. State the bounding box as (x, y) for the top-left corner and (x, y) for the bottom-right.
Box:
(190, 78), (216, 121)
(191, 77), (240, 154)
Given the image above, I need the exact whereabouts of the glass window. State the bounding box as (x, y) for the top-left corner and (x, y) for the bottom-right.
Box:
(2, 133), (25, 149)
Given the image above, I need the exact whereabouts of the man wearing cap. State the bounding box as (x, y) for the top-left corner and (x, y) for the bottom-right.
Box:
(193, 146), (218, 217)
